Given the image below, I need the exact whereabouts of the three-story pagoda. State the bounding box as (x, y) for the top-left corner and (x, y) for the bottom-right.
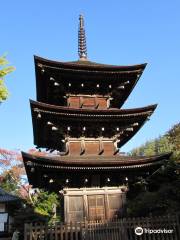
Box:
(22, 15), (171, 222)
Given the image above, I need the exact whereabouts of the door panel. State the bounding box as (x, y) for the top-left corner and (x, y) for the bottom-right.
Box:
(69, 196), (84, 222)
(108, 194), (122, 219)
(88, 195), (105, 220)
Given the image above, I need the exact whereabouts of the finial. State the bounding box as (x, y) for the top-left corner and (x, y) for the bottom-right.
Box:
(78, 14), (87, 60)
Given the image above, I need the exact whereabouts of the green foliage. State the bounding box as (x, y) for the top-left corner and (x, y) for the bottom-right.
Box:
(127, 161), (180, 216)
(127, 182), (180, 217)
(0, 170), (20, 194)
(32, 190), (60, 222)
(167, 123), (180, 161)
(127, 123), (180, 217)
(0, 55), (15, 102)
(0, 149), (61, 223)
(130, 123), (180, 160)
(130, 135), (172, 157)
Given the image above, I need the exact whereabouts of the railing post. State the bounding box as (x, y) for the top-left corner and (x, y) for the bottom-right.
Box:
(176, 214), (180, 239)
(84, 217), (88, 240)
(75, 221), (78, 240)
(24, 223), (28, 240)
(60, 222), (63, 240)
(45, 223), (48, 240)
(70, 221), (73, 240)
(29, 223), (33, 240)
(80, 221), (84, 240)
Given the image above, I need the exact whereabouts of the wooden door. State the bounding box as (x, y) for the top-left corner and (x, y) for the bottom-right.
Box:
(68, 196), (84, 222)
(108, 194), (123, 219)
(88, 195), (105, 220)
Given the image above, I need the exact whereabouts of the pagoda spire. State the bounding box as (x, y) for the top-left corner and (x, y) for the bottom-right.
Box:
(78, 14), (87, 60)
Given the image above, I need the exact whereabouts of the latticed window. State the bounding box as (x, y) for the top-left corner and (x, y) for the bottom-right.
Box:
(88, 195), (105, 220)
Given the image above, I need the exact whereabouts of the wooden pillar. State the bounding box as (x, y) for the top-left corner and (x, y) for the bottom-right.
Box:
(94, 96), (99, 109)
(80, 138), (85, 155)
(107, 97), (110, 108)
(67, 96), (70, 106)
(65, 140), (69, 155)
(83, 194), (88, 220)
(80, 96), (83, 108)
(64, 194), (69, 224)
(104, 192), (109, 220)
(113, 139), (120, 155)
(99, 138), (104, 155)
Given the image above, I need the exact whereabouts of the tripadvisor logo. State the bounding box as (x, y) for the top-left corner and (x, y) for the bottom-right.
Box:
(135, 226), (174, 235)
(135, 227), (143, 235)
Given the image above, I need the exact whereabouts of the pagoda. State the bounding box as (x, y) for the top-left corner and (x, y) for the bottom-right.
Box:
(22, 15), (171, 223)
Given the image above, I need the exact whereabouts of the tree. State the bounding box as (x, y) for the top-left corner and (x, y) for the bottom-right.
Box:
(0, 55), (15, 102)
(127, 160), (180, 217)
(0, 148), (24, 193)
(167, 123), (180, 161)
(33, 190), (60, 222)
(127, 122), (180, 217)
(0, 148), (61, 222)
(130, 135), (173, 157)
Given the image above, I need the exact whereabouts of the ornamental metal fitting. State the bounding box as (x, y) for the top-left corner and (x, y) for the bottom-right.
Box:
(78, 14), (87, 60)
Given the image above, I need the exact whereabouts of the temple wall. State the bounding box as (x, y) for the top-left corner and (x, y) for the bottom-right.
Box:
(67, 96), (108, 109)
(68, 140), (116, 156)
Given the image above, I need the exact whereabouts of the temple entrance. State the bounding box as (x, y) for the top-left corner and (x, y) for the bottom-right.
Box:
(63, 187), (127, 223)
(88, 195), (105, 220)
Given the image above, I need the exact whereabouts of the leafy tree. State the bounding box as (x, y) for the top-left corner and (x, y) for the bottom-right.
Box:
(167, 123), (180, 161)
(0, 55), (15, 102)
(127, 122), (180, 216)
(130, 135), (173, 157)
(0, 170), (19, 193)
(127, 161), (180, 216)
(33, 190), (60, 222)
(0, 148), (61, 222)
(0, 148), (24, 194)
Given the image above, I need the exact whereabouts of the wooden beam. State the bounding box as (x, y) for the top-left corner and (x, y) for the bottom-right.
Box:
(80, 139), (85, 155)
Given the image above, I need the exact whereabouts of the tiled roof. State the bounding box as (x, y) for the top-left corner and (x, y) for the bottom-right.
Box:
(0, 188), (19, 203)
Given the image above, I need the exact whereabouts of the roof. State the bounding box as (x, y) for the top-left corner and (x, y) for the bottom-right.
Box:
(30, 100), (157, 150)
(22, 151), (172, 188)
(35, 55), (147, 71)
(34, 56), (147, 108)
(22, 151), (171, 188)
(22, 152), (171, 170)
(0, 188), (19, 203)
(31, 100), (156, 118)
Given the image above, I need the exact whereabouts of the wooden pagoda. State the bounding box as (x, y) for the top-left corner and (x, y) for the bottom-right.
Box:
(22, 15), (171, 222)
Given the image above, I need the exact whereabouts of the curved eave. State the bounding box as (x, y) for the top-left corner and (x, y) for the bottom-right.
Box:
(30, 100), (157, 149)
(30, 100), (157, 117)
(34, 56), (147, 107)
(22, 152), (171, 170)
(34, 55), (147, 72)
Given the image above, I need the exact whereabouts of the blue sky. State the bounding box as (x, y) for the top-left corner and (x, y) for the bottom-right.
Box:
(1, 0), (180, 152)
